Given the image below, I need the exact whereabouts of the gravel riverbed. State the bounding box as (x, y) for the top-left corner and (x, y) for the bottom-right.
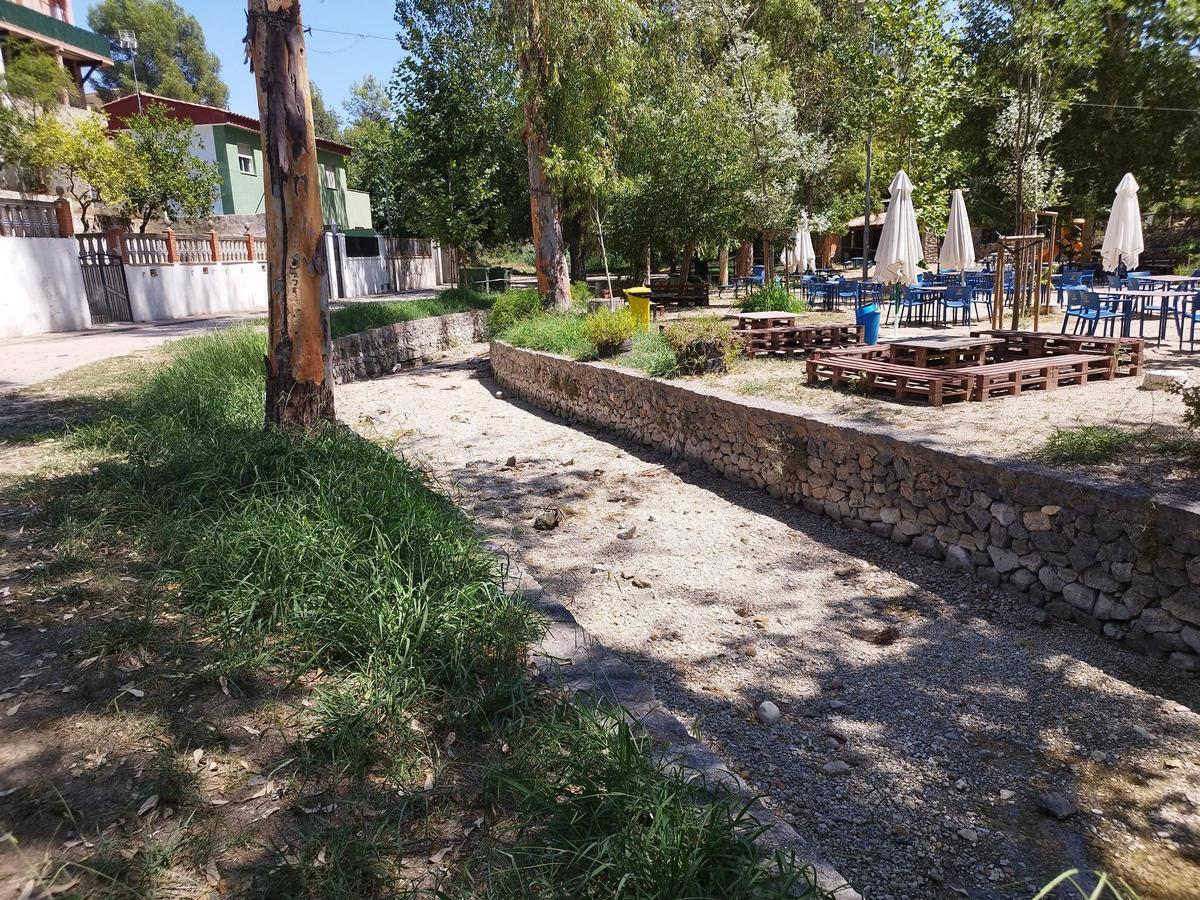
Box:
(340, 345), (1200, 900)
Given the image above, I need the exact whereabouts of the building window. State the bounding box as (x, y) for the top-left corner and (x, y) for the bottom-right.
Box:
(237, 144), (255, 175)
(322, 163), (337, 190)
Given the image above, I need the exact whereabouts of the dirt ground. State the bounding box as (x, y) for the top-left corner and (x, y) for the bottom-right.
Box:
(340, 345), (1200, 900)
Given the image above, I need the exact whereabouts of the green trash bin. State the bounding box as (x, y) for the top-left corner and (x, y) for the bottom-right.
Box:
(624, 286), (652, 331)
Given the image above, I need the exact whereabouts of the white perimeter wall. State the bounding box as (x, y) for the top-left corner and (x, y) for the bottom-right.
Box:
(0, 237), (91, 338)
(125, 263), (268, 322)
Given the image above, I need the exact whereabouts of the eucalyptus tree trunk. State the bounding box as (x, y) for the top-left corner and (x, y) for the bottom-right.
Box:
(246, 0), (334, 428)
(518, 0), (571, 309)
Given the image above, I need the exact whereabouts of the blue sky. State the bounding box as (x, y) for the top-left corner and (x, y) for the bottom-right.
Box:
(82, 0), (403, 119)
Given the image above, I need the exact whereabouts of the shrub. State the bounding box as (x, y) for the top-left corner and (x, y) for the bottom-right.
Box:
(502, 312), (595, 359)
(1168, 380), (1200, 430)
(662, 316), (741, 376)
(487, 288), (545, 336)
(737, 283), (806, 314)
(1034, 426), (1141, 465)
(622, 330), (678, 378)
(329, 288), (491, 338)
(581, 308), (636, 356)
(570, 280), (594, 308)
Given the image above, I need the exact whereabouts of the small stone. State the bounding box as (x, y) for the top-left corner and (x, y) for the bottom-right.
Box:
(1132, 725), (1152, 740)
(742, 644), (758, 657)
(503, 455), (517, 468)
(828, 699), (845, 710)
(869, 625), (901, 646)
(957, 828), (979, 843)
(834, 565), (857, 577)
(494, 390), (505, 399)
(954, 778), (968, 791)
(1090, 750), (1108, 763)
(1163, 758), (1183, 769)
(673, 461), (690, 475)
(533, 509), (561, 530)
(631, 576), (651, 589)
(822, 761), (851, 776)
(617, 526), (637, 540)
(1038, 792), (1078, 820)
(560, 457), (575, 466)
(998, 789), (1015, 801)
(757, 701), (781, 726)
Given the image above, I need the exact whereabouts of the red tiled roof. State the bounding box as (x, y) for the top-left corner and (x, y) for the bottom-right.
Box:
(101, 92), (353, 156)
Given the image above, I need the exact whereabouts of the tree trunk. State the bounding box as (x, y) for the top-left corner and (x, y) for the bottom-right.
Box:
(736, 241), (752, 278)
(518, 0), (571, 309)
(565, 211), (586, 283)
(763, 236), (774, 281)
(679, 242), (695, 284)
(246, 0), (334, 428)
(641, 246), (651, 286)
(718, 245), (729, 287)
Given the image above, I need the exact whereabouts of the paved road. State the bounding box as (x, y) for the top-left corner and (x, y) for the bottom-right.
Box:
(0, 315), (258, 394)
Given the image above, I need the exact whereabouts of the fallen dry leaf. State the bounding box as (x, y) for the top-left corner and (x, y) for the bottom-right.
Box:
(137, 794), (159, 817)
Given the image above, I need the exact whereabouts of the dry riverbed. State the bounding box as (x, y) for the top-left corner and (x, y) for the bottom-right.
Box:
(341, 344), (1200, 900)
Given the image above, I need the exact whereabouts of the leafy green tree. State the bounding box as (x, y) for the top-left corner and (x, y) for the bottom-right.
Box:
(88, 0), (228, 106)
(308, 82), (342, 141)
(392, 0), (529, 251)
(21, 114), (134, 231)
(343, 75), (392, 130)
(0, 41), (77, 169)
(121, 103), (222, 232)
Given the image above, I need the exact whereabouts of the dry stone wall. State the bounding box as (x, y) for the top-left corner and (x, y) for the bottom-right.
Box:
(491, 340), (1200, 672)
(332, 310), (488, 383)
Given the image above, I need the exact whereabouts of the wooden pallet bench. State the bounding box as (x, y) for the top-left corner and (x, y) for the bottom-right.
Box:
(955, 353), (1117, 401)
(735, 322), (865, 358)
(969, 330), (1144, 377)
(650, 282), (709, 307)
(805, 357), (972, 406)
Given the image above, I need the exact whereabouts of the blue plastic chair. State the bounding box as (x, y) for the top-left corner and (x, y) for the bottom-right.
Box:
(836, 278), (859, 309)
(857, 281), (883, 307)
(942, 284), (972, 326)
(1176, 293), (1200, 351)
(884, 285), (926, 326)
(1062, 290), (1121, 336)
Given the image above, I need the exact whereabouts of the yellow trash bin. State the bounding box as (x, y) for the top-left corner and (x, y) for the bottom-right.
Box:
(624, 286), (653, 331)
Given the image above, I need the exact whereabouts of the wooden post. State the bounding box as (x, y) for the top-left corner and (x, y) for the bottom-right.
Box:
(718, 245), (729, 287)
(209, 229), (221, 263)
(992, 241), (1005, 330)
(53, 193), (74, 238)
(246, 0), (334, 428)
(165, 227), (178, 264)
(245, 230), (256, 261)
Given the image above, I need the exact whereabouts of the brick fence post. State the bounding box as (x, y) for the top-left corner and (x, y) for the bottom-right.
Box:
(245, 230), (256, 262)
(105, 227), (128, 263)
(165, 227), (178, 264)
(53, 194), (74, 238)
(209, 229), (221, 263)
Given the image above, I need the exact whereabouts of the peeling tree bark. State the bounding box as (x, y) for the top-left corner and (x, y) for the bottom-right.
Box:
(246, 0), (334, 429)
(518, 0), (571, 310)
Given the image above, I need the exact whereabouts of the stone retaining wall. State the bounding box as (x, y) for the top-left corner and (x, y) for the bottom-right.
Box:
(491, 340), (1200, 672)
(332, 310), (488, 383)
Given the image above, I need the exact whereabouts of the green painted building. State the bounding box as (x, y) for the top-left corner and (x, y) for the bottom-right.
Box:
(103, 93), (373, 234)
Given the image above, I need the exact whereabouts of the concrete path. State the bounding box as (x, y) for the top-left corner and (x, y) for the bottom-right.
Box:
(0, 315), (258, 393)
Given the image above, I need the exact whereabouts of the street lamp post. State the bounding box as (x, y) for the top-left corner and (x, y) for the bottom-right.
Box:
(117, 29), (142, 113)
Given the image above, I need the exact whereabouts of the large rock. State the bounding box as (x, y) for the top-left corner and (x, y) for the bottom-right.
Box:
(1139, 608), (1182, 634)
(988, 546), (1021, 574)
(1063, 582), (1097, 613)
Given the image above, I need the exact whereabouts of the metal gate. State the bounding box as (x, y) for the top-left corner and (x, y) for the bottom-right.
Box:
(77, 235), (133, 324)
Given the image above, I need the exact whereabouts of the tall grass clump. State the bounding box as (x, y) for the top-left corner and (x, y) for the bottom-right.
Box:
(621, 330), (678, 378)
(476, 704), (829, 899)
(487, 288), (545, 335)
(581, 307), (636, 356)
(501, 312), (595, 360)
(78, 326), (541, 743)
(329, 288), (491, 338)
(737, 283), (806, 314)
(1034, 426), (1141, 466)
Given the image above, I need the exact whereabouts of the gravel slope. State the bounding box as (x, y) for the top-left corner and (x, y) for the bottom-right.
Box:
(339, 345), (1200, 900)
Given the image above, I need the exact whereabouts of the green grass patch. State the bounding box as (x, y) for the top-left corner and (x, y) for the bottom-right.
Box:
(1034, 426), (1143, 466)
(329, 287), (492, 338)
(620, 330), (679, 378)
(736, 283), (807, 314)
(501, 312), (596, 360)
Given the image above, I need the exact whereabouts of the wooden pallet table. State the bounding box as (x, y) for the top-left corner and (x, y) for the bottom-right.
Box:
(956, 353), (1117, 400)
(969, 329), (1144, 376)
(889, 335), (1000, 369)
(734, 320), (864, 358)
(805, 356), (973, 407)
